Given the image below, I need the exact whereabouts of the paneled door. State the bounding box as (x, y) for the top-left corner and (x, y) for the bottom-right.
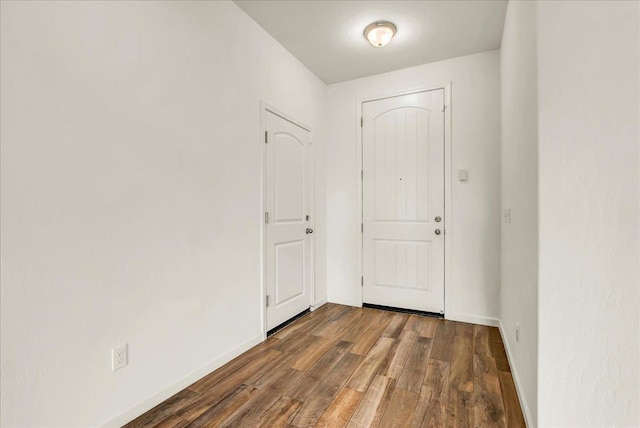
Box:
(362, 90), (445, 313)
(265, 110), (312, 331)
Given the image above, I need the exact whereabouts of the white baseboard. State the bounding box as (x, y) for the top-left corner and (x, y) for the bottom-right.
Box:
(446, 312), (500, 327)
(310, 298), (328, 311)
(100, 333), (263, 428)
(327, 297), (362, 307)
(498, 320), (534, 428)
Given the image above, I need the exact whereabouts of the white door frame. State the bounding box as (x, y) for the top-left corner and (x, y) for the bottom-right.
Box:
(260, 102), (315, 340)
(356, 83), (453, 317)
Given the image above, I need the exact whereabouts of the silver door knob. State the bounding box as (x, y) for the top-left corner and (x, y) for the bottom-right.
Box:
(306, 228), (314, 234)
(435, 229), (441, 235)
(435, 216), (442, 222)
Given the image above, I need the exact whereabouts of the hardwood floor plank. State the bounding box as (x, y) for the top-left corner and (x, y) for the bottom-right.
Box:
(124, 389), (200, 428)
(187, 384), (259, 427)
(382, 313), (410, 338)
(396, 336), (434, 393)
(378, 388), (419, 428)
(489, 326), (503, 344)
(153, 416), (190, 428)
(347, 375), (392, 428)
(411, 359), (450, 428)
(491, 339), (511, 372)
(446, 389), (474, 428)
(498, 370), (526, 428)
(473, 354), (506, 427)
(430, 320), (456, 362)
(290, 336), (337, 371)
(350, 315), (392, 355)
(474, 324), (493, 357)
(417, 317), (440, 338)
(449, 336), (474, 393)
(347, 337), (396, 392)
(189, 348), (282, 394)
(369, 378), (397, 427)
(379, 330), (417, 378)
(285, 340), (353, 401)
(251, 395), (302, 427)
(315, 387), (363, 428)
(290, 352), (363, 427)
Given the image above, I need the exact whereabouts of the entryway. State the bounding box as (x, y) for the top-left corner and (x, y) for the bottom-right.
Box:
(361, 89), (446, 314)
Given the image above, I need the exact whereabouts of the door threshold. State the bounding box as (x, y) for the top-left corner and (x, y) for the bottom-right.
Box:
(267, 308), (311, 337)
(363, 303), (443, 319)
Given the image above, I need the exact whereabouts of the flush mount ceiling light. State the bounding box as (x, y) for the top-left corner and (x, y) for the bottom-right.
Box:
(364, 21), (397, 47)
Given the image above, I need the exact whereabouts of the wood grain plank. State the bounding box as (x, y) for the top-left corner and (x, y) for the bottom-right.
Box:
(347, 375), (392, 428)
(315, 387), (363, 428)
(251, 395), (302, 427)
(417, 317), (440, 338)
(124, 389), (200, 428)
(473, 354), (506, 427)
(411, 359), (450, 428)
(369, 378), (397, 427)
(187, 384), (259, 427)
(291, 336), (337, 371)
(382, 313), (410, 338)
(379, 330), (417, 378)
(347, 337), (396, 392)
(491, 339), (511, 372)
(291, 352), (364, 427)
(498, 371), (526, 428)
(474, 324), (493, 356)
(446, 389), (474, 428)
(430, 320), (456, 362)
(396, 336), (433, 393)
(285, 340), (353, 401)
(350, 315), (392, 355)
(378, 388), (419, 427)
(449, 336), (474, 393)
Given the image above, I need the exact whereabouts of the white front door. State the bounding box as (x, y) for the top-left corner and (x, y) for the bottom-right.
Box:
(362, 89), (445, 313)
(265, 110), (312, 330)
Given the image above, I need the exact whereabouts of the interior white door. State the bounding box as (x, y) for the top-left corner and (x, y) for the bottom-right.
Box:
(265, 110), (312, 330)
(362, 89), (445, 313)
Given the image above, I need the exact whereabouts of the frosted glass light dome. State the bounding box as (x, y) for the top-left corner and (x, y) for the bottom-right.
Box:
(364, 21), (397, 47)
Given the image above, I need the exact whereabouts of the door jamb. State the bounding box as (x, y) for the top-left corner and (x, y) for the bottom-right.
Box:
(356, 83), (452, 317)
(260, 102), (315, 340)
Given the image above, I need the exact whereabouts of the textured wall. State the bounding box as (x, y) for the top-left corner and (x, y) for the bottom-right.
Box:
(499, 1), (538, 425)
(537, 1), (640, 425)
(0, 2), (327, 426)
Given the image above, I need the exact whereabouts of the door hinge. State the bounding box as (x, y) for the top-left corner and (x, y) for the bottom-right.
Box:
(265, 130), (268, 144)
(361, 276), (364, 287)
(360, 116), (363, 127)
(266, 295), (270, 307)
(361, 223), (364, 233)
(361, 170), (363, 180)
(265, 212), (269, 224)
(442, 105), (447, 112)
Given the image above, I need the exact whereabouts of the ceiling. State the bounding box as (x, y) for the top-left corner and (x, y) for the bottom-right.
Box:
(235, 1), (508, 84)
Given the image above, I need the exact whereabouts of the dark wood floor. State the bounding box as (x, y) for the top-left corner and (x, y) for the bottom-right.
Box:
(125, 304), (526, 427)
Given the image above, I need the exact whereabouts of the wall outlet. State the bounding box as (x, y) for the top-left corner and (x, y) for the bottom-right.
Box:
(504, 208), (512, 224)
(112, 344), (128, 371)
(515, 322), (520, 344)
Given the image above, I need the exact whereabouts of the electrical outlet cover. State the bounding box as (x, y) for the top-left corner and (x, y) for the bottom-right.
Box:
(112, 344), (128, 371)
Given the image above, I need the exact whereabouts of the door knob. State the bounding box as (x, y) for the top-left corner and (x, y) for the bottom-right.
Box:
(435, 216), (442, 222)
(435, 229), (441, 235)
(306, 228), (314, 234)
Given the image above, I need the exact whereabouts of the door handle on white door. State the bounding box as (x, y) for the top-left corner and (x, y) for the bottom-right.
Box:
(435, 216), (442, 222)
(435, 229), (441, 235)
(306, 228), (314, 234)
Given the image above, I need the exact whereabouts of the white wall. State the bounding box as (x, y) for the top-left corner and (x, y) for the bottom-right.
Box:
(537, 1), (639, 426)
(326, 51), (502, 324)
(499, 1), (538, 426)
(0, 1), (327, 426)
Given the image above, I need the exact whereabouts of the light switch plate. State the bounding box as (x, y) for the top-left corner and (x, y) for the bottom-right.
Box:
(458, 169), (468, 182)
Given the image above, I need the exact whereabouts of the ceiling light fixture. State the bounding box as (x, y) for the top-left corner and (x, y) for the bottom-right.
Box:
(364, 21), (397, 47)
